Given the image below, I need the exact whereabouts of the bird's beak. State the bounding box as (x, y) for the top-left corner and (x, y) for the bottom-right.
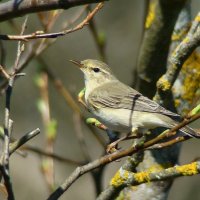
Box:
(69, 60), (83, 68)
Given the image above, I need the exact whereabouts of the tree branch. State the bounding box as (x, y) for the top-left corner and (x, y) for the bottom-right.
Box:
(0, 0), (107, 22)
(154, 12), (200, 103)
(108, 161), (200, 191)
(136, 0), (187, 98)
(9, 128), (40, 155)
(0, 3), (104, 41)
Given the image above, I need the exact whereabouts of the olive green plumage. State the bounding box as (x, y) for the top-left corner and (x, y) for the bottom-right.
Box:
(71, 59), (198, 137)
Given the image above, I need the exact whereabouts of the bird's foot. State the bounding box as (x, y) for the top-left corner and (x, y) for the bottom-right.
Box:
(131, 127), (139, 137)
(106, 130), (142, 154)
(106, 141), (120, 154)
(86, 118), (107, 130)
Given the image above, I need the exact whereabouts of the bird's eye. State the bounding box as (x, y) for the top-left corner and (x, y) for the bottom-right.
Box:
(93, 68), (100, 73)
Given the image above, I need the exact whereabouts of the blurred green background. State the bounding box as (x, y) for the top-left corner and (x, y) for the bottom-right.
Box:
(0, 0), (200, 199)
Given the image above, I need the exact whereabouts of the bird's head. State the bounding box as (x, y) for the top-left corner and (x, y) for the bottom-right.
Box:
(70, 59), (117, 86)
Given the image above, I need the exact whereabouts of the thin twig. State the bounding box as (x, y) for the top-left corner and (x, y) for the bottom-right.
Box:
(0, 0), (106, 22)
(13, 16), (28, 71)
(0, 40), (6, 66)
(21, 146), (83, 165)
(0, 77), (15, 200)
(0, 65), (10, 79)
(87, 5), (106, 61)
(146, 136), (188, 150)
(36, 71), (56, 191)
(0, 17), (37, 199)
(9, 128), (40, 155)
(0, 3), (104, 41)
(144, 112), (200, 148)
(0, 3), (104, 95)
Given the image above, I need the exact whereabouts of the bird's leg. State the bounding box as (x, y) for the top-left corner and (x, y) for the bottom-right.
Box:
(78, 87), (87, 108)
(86, 118), (108, 130)
(106, 128), (141, 153)
(130, 127), (141, 137)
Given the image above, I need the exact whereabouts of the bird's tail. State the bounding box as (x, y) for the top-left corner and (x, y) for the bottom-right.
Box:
(162, 115), (200, 138)
(180, 125), (200, 138)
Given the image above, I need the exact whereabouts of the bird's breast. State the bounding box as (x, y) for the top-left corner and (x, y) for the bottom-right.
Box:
(90, 107), (134, 132)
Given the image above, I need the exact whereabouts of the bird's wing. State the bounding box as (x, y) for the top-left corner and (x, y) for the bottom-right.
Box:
(88, 81), (179, 118)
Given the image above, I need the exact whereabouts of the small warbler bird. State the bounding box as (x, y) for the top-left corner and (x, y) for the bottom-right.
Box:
(70, 59), (199, 138)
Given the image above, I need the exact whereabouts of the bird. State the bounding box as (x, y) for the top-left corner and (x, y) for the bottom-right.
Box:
(70, 59), (199, 142)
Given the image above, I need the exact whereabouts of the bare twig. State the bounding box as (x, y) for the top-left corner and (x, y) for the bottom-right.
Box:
(0, 40), (6, 66)
(36, 71), (56, 191)
(0, 3), (104, 41)
(87, 6), (107, 61)
(144, 113), (200, 148)
(9, 128), (40, 155)
(47, 111), (200, 199)
(0, 77), (15, 200)
(62, 5), (88, 30)
(21, 146), (83, 165)
(13, 16), (28, 71)
(0, 18), (40, 199)
(0, 4), (99, 92)
(0, 0), (107, 22)
(146, 136), (188, 150)
(0, 65), (10, 80)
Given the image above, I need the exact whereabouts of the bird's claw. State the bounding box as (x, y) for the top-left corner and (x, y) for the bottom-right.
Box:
(106, 142), (120, 154)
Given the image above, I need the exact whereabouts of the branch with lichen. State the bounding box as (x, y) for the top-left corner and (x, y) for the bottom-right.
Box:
(108, 161), (200, 190)
(136, 0), (187, 98)
(170, 8), (200, 115)
(124, 2), (193, 200)
(96, 153), (144, 200)
(154, 12), (200, 104)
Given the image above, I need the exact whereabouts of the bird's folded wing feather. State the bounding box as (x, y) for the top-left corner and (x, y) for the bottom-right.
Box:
(88, 81), (179, 118)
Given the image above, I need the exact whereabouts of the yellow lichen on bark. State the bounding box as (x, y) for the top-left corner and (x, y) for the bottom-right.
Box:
(145, 1), (156, 29)
(157, 75), (171, 91)
(181, 52), (200, 105)
(134, 171), (150, 183)
(182, 36), (190, 44)
(194, 14), (200, 22)
(134, 163), (170, 183)
(171, 27), (190, 41)
(175, 162), (198, 176)
(110, 169), (131, 187)
(174, 99), (181, 108)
